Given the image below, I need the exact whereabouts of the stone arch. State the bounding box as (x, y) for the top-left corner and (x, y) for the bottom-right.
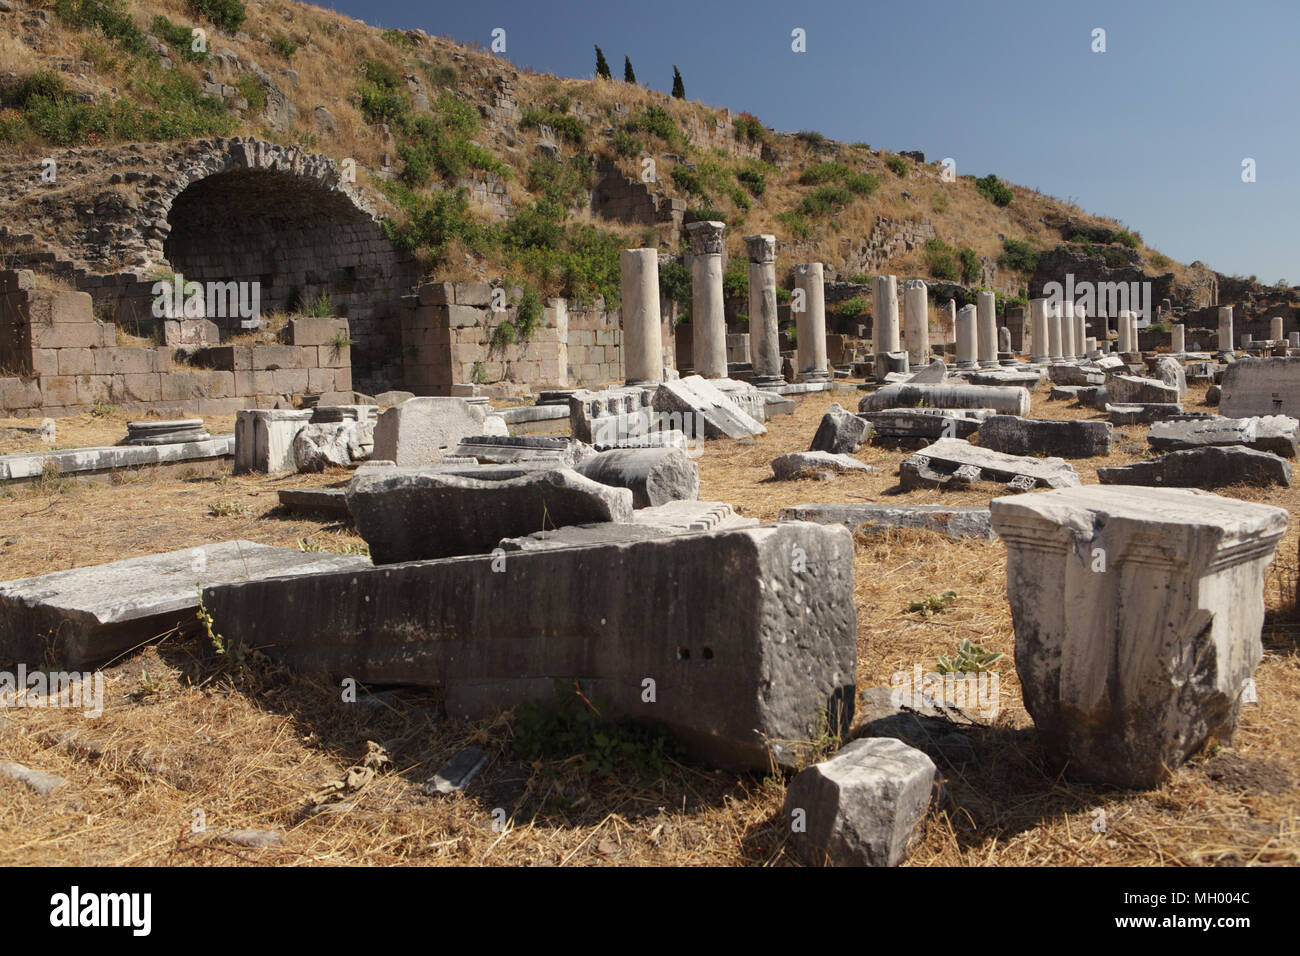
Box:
(154, 138), (418, 387)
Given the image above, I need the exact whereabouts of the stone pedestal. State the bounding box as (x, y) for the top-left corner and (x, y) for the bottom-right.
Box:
(745, 234), (783, 386)
(687, 220), (728, 378)
(976, 291), (998, 367)
(1271, 316), (1284, 342)
(1218, 305), (1234, 354)
(620, 248), (664, 386)
(794, 263), (830, 381)
(1291, 331), (1300, 349)
(990, 486), (1287, 788)
(872, 275), (900, 371)
(1047, 303), (1063, 361)
(1029, 298), (1049, 363)
(955, 304), (978, 368)
(903, 279), (929, 367)
(1171, 323), (1185, 353)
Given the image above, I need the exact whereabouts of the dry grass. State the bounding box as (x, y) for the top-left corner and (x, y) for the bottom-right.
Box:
(0, 381), (1296, 866)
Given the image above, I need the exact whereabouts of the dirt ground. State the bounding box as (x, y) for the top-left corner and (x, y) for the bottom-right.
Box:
(0, 381), (1295, 866)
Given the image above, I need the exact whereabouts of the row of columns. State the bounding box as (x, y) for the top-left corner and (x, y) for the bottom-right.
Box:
(622, 220), (835, 386)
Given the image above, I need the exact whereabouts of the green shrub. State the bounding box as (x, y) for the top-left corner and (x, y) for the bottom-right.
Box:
(54, 0), (150, 56)
(799, 161), (849, 186)
(235, 74), (266, 114)
(723, 259), (748, 298)
(975, 173), (1013, 207)
(659, 260), (691, 309)
(734, 112), (764, 142)
(271, 34), (298, 59)
(796, 130), (825, 146)
(186, 0), (246, 34)
(520, 107), (584, 144)
(776, 211), (811, 239)
(1114, 229), (1139, 249)
(924, 238), (959, 281)
(1101, 247), (1130, 269)
(526, 156), (588, 208)
(886, 155), (908, 177)
(381, 28), (413, 50)
(362, 59), (403, 91)
(799, 185), (853, 217)
(152, 16), (208, 63)
(998, 238), (1039, 273)
(836, 297), (868, 317)
(356, 81), (408, 125)
(844, 172), (879, 196)
(688, 206), (726, 224)
(736, 164), (767, 196)
(612, 127), (642, 157)
(671, 166), (705, 196)
(629, 104), (682, 149)
(959, 247), (981, 284)
(381, 183), (483, 260)
(1, 71), (70, 109)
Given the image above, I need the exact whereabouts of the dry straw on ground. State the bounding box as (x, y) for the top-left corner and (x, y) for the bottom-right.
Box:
(0, 383), (1295, 866)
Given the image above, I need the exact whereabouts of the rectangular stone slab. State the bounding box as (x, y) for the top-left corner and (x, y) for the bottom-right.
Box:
(778, 503), (995, 540)
(1220, 356), (1300, 418)
(0, 436), (234, 482)
(0, 542), (371, 669)
(990, 486), (1287, 788)
(652, 376), (767, 439)
(901, 438), (1081, 489)
(976, 416), (1113, 459)
(857, 407), (992, 440)
(201, 523), (857, 771)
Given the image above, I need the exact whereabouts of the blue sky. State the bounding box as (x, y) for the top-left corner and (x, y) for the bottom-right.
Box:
(322, 0), (1297, 283)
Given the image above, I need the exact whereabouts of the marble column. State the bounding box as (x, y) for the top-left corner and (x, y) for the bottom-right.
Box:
(744, 234), (783, 386)
(620, 248), (664, 385)
(687, 220), (728, 378)
(1290, 331), (1300, 349)
(946, 298), (956, 347)
(1084, 336), (1098, 357)
(976, 290), (998, 367)
(1048, 302), (1064, 361)
(1171, 324), (1185, 353)
(1271, 317), (1284, 342)
(1075, 304), (1088, 360)
(872, 275), (900, 365)
(903, 279), (929, 367)
(1061, 300), (1076, 361)
(793, 262), (829, 381)
(1029, 297), (1049, 364)
(1116, 310), (1131, 353)
(955, 304), (978, 368)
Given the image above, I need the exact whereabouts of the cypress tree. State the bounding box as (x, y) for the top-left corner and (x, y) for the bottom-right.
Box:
(671, 65), (684, 99)
(624, 55), (636, 84)
(595, 45), (611, 79)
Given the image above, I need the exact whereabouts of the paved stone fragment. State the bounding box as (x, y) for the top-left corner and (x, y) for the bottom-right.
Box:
(858, 383), (1030, 416)
(371, 397), (488, 465)
(652, 376), (766, 439)
(1047, 364), (1105, 387)
(990, 486), (1288, 787)
(1106, 374), (1180, 405)
(0, 761), (67, 796)
(499, 501), (757, 551)
(782, 737), (935, 867)
(1097, 445), (1292, 488)
(0, 542), (369, 668)
(202, 523), (858, 771)
(1105, 403), (1185, 424)
(346, 465), (634, 563)
(1148, 416), (1298, 458)
(277, 487), (350, 517)
(858, 407), (991, 441)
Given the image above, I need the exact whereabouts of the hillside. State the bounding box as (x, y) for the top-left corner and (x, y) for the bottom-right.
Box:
(0, 0), (1230, 322)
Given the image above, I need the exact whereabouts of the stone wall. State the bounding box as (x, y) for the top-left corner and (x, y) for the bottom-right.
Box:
(399, 280), (675, 393)
(591, 159), (686, 231)
(0, 270), (352, 417)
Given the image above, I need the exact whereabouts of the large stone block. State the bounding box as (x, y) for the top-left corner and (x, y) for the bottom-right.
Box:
(990, 486), (1287, 787)
(858, 407), (992, 441)
(783, 737), (935, 866)
(977, 416), (1113, 459)
(810, 403), (871, 454)
(371, 397), (486, 465)
(652, 376), (766, 439)
(202, 522), (858, 771)
(574, 447), (700, 508)
(900, 438), (1081, 491)
(778, 503), (995, 540)
(234, 409), (312, 474)
(1147, 415), (1299, 458)
(346, 464), (634, 562)
(1106, 374), (1180, 405)
(1097, 445), (1292, 488)
(0, 542), (369, 669)
(858, 383), (1030, 416)
(1220, 356), (1300, 418)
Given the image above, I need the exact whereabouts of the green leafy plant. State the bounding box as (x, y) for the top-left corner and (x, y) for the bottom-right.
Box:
(186, 0), (246, 34)
(886, 155), (908, 177)
(998, 237), (1039, 273)
(907, 590), (958, 617)
(975, 173), (1013, 207)
(935, 637), (1004, 674)
(271, 34), (298, 59)
(152, 16), (209, 64)
(207, 500), (246, 517)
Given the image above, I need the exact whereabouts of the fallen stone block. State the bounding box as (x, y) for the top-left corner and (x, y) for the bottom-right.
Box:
(1220, 356), (1300, 418)
(900, 438), (1081, 491)
(277, 487), (350, 517)
(763, 393), (797, 415)
(120, 419), (209, 446)
(653, 376), (767, 439)
(1107, 374), (1180, 405)
(772, 451), (874, 480)
(810, 403), (871, 454)
(0, 436), (235, 482)
(235, 409), (312, 474)
(1105, 403), (1185, 425)
(966, 368), (1042, 389)
(1097, 445), (1292, 488)
(782, 737), (935, 867)
(1153, 355), (1187, 396)
(499, 501), (756, 551)
(1148, 415), (1299, 458)
(202, 522), (858, 771)
(453, 435), (594, 467)
(497, 404), (570, 426)
(371, 397), (488, 465)
(573, 447), (699, 508)
(1075, 385), (1108, 410)
(990, 485), (1288, 787)
(568, 387), (655, 444)
(977, 416), (1113, 458)
(0, 542), (370, 669)
(858, 383), (1030, 416)
(293, 420), (373, 472)
(858, 407), (992, 441)
(778, 502), (995, 540)
(906, 360), (947, 384)
(425, 747), (491, 794)
(1048, 385), (1081, 401)
(346, 465), (634, 563)
(1047, 364), (1105, 386)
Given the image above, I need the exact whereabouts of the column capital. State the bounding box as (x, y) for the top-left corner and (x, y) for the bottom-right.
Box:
(686, 220), (726, 256)
(743, 234), (776, 262)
